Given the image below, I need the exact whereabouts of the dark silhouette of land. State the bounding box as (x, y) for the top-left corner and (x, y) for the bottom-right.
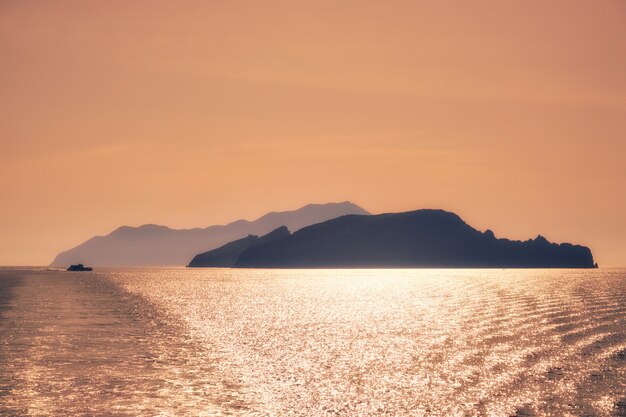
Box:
(50, 202), (369, 267)
(188, 226), (290, 267)
(209, 209), (596, 268)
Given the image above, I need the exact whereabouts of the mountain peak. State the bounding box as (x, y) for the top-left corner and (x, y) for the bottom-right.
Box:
(296, 201), (368, 214)
(110, 224), (171, 237)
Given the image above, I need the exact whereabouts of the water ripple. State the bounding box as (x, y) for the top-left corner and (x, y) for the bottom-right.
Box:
(1, 268), (625, 416)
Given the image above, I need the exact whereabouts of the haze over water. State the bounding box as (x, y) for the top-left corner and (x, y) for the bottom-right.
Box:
(1, 268), (625, 416)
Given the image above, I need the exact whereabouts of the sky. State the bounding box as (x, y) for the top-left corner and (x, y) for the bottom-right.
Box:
(1, 0), (625, 266)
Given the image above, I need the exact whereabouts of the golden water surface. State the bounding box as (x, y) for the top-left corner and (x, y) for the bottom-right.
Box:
(1, 268), (625, 416)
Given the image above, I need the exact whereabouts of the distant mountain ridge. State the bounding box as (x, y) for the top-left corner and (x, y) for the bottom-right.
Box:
(50, 202), (369, 266)
(196, 209), (595, 268)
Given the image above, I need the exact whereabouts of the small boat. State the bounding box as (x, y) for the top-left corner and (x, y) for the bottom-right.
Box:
(67, 263), (93, 271)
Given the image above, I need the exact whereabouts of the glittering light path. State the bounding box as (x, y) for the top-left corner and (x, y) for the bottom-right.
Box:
(1, 268), (625, 416)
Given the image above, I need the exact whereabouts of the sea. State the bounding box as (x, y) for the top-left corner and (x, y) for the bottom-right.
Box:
(1, 267), (625, 416)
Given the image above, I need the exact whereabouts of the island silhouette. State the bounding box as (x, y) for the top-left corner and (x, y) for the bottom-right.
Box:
(51, 202), (369, 267)
(189, 209), (596, 268)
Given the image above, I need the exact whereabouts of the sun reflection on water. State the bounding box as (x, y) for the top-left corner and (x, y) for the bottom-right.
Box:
(1, 268), (625, 416)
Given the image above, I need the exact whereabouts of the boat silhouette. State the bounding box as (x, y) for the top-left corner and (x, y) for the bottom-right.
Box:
(67, 263), (93, 271)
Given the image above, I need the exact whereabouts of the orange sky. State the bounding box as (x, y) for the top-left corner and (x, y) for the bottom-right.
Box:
(1, 0), (625, 266)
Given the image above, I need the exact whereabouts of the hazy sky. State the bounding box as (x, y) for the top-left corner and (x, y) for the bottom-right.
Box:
(1, 0), (625, 266)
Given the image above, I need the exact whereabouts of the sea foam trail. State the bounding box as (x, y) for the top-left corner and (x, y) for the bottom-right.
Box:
(0, 269), (251, 416)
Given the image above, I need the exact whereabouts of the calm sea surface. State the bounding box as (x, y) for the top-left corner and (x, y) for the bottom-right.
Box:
(0, 268), (625, 416)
